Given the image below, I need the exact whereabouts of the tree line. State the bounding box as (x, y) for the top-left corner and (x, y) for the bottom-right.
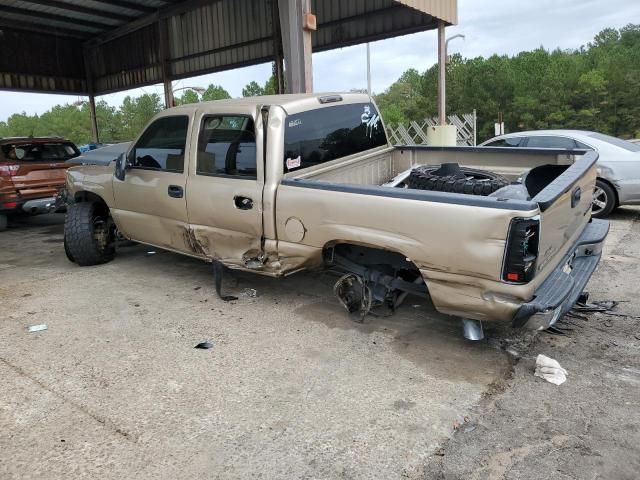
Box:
(1, 24), (638, 146)
(0, 76), (277, 146)
(376, 24), (640, 142)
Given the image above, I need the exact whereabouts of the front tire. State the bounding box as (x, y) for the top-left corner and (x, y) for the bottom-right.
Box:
(0, 214), (7, 232)
(64, 202), (115, 266)
(592, 180), (616, 219)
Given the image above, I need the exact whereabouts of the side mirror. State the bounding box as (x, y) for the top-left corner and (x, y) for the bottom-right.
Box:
(114, 153), (128, 181)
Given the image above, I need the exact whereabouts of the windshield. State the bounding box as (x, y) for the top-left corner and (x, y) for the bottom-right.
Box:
(1, 142), (80, 161)
(585, 132), (640, 152)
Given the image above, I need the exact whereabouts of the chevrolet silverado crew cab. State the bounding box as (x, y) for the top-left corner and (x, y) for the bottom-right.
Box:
(63, 93), (608, 338)
(0, 137), (80, 231)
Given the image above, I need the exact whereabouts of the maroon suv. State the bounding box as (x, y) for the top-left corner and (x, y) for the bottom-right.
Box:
(0, 137), (80, 231)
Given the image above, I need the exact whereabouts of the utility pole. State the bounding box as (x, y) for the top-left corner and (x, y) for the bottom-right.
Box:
(366, 43), (372, 96)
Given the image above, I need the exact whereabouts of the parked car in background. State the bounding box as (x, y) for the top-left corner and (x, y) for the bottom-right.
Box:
(0, 137), (80, 231)
(481, 130), (640, 218)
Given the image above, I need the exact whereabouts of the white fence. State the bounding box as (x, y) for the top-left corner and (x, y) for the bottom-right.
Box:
(386, 111), (477, 146)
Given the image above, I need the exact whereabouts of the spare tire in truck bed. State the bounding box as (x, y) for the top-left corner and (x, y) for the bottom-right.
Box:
(407, 163), (509, 196)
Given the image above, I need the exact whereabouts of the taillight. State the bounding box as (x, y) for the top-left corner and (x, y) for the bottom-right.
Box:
(0, 164), (19, 177)
(503, 218), (540, 283)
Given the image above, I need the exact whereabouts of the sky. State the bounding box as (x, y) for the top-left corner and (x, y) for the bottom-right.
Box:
(1, 0), (639, 122)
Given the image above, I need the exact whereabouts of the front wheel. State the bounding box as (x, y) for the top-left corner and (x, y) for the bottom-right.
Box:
(64, 202), (115, 266)
(0, 214), (7, 232)
(592, 180), (616, 219)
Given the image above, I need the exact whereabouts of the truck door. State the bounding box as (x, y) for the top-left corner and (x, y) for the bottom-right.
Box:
(185, 112), (264, 265)
(112, 115), (191, 252)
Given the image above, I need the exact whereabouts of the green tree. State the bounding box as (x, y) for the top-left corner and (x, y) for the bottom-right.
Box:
(201, 84), (231, 101)
(176, 89), (201, 105)
(242, 80), (265, 97)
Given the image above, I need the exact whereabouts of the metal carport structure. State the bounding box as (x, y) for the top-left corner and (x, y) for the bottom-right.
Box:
(0, 0), (457, 140)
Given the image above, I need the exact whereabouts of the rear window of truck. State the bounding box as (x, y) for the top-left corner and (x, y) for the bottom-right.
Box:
(283, 102), (387, 172)
(1, 142), (79, 161)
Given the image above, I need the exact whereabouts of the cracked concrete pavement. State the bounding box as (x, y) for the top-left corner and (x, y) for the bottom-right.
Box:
(2, 208), (638, 479)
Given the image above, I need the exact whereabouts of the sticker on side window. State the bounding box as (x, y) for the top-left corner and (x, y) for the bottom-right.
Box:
(361, 104), (380, 138)
(286, 156), (302, 170)
(288, 118), (302, 128)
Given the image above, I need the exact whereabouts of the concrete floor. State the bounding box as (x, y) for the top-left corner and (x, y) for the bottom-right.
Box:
(0, 213), (510, 479)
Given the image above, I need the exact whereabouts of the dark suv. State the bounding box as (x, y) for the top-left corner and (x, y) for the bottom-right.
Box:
(0, 137), (80, 231)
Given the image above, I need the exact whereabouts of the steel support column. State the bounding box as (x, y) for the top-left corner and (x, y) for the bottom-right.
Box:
(159, 18), (174, 108)
(83, 47), (99, 143)
(278, 0), (314, 94)
(271, 0), (285, 94)
(437, 20), (446, 126)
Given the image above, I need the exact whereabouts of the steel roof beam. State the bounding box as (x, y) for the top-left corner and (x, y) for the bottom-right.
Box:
(89, 0), (158, 14)
(0, 5), (110, 31)
(21, 0), (136, 23)
(0, 18), (91, 39)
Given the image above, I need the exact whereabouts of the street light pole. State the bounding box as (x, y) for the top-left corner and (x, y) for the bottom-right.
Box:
(437, 22), (446, 126)
(437, 23), (465, 126)
(172, 86), (206, 95)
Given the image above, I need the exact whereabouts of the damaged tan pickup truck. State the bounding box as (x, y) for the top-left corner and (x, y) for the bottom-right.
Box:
(64, 93), (608, 339)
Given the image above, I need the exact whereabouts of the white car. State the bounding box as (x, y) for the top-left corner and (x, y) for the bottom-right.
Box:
(481, 130), (640, 218)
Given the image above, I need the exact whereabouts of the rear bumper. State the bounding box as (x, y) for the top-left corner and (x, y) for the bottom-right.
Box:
(21, 197), (58, 214)
(513, 219), (609, 330)
(1, 197), (58, 215)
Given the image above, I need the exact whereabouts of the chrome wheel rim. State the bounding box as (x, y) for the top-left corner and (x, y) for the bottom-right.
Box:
(592, 186), (608, 214)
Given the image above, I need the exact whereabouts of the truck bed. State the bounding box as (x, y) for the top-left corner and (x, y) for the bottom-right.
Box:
(285, 145), (581, 186)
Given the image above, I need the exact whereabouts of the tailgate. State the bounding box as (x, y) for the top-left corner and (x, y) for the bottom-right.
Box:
(532, 152), (598, 273)
(12, 162), (68, 198)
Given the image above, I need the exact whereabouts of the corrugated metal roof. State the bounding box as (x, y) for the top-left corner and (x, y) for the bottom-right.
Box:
(395, 0), (458, 25)
(0, 0), (457, 95)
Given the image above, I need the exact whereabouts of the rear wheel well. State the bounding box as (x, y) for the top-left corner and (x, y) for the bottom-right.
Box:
(323, 242), (422, 279)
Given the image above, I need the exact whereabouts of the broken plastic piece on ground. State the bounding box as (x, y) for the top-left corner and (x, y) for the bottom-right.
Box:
(244, 288), (257, 298)
(28, 324), (48, 332)
(534, 354), (568, 385)
(194, 341), (213, 349)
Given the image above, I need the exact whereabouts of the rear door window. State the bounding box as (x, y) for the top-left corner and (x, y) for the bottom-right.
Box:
(130, 116), (189, 173)
(525, 136), (577, 149)
(196, 115), (257, 178)
(283, 102), (387, 172)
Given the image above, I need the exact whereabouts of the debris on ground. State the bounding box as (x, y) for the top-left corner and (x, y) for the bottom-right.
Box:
(212, 261), (238, 302)
(146, 251), (156, 256)
(27, 324), (48, 333)
(573, 300), (619, 312)
(534, 354), (567, 385)
(194, 341), (213, 349)
(244, 288), (257, 298)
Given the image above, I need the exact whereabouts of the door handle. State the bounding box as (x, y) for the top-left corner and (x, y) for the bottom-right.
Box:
(234, 196), (253, 210)
(168, 185), (184, 198)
